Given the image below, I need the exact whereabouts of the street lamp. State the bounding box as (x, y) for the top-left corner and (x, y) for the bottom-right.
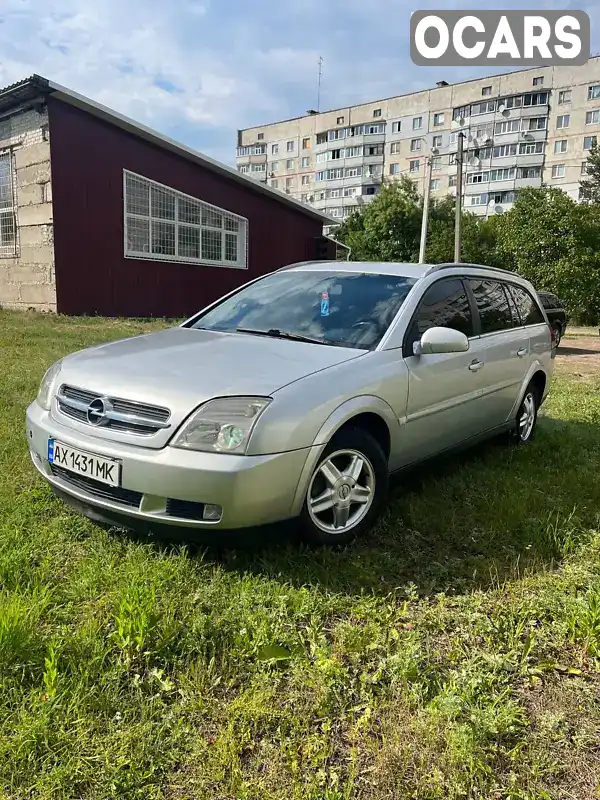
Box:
(418, 146), (439, 264)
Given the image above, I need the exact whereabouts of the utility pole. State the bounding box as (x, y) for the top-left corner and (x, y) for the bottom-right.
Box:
(454, 131), (465, 263)
(418, 156), (433, 263)
(317, 56), (324, 113)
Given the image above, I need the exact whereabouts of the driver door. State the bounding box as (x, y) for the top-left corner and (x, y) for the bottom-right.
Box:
(400, 277), (489, 466)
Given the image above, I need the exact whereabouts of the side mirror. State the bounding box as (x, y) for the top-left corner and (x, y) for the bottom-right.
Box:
(418, 326), (469, 355)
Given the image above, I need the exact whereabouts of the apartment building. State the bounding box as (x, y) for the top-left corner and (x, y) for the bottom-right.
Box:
(236, 57), (600, 223)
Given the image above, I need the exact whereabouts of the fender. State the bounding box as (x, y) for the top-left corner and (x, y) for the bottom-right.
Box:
(507, 359), (548, 421)
(289, 395), (400, 518)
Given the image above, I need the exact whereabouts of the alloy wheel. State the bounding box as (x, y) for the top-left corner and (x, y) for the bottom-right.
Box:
(307, 448), (375, 534)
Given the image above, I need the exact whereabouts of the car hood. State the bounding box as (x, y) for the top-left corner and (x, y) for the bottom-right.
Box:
(53, 327), (365, 447)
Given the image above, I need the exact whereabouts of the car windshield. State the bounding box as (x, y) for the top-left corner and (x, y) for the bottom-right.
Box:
(188, 269), (418, 349)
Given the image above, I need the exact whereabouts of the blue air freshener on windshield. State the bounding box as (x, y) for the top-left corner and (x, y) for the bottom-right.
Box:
(320, 291), (329, 316)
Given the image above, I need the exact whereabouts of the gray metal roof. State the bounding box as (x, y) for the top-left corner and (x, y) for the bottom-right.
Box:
(0, 74), (334, 225)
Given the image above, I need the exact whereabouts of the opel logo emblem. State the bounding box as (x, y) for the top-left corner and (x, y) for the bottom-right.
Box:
(87, 397), (111, 426)
(339, 484), (350, 500)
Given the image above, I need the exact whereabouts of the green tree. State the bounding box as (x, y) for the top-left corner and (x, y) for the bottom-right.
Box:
(579, 142), (600, 203)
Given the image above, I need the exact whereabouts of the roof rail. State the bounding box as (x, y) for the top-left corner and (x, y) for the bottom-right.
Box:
(423, 262), (520, 278)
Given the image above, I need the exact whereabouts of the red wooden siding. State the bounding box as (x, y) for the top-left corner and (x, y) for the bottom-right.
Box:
(47, 98), (325, 317)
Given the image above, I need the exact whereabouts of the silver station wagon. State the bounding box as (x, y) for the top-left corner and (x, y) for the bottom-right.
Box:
(26, 260), (554, 545)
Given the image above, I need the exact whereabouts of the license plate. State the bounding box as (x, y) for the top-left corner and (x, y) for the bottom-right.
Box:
(48, 440), (121, 487)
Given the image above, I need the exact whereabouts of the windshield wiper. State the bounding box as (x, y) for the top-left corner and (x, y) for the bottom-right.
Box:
(236, 327), (326, 345)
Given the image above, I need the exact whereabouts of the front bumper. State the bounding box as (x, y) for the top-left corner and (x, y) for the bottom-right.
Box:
(26, 401), (316, 530)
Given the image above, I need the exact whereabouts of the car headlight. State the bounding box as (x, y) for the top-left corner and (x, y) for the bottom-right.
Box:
(170, 397), (272, 454)
(37, 361), (63, 410)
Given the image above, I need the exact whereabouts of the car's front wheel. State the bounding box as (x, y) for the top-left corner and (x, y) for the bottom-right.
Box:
(299, 426), (388, 546)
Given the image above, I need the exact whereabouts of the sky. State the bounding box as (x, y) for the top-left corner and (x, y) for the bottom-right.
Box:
(0, 0), (598, 166)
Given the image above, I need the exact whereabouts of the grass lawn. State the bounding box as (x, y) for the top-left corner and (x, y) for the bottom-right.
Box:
(1, 309), (600, 800)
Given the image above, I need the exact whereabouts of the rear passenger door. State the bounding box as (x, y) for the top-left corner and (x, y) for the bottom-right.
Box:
(467, 278), (528, 428)
(401, 278), (490, 464)
(507, 283), (551, 368)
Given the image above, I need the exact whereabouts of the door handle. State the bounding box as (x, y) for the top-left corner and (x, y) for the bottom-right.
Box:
(468, 359), (484, 372)
(517, 348), (528, 358)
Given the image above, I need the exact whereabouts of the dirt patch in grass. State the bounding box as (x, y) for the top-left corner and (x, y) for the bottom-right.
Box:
(556, 336), (600, 379)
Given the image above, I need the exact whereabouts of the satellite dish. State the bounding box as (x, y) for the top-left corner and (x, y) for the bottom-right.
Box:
(431, 147), (440, 155)
(469, 157), (481, 167)
(494, 205), (504, 215)
(452, 116), (466, 127)
(498, 104), (506, 113)
(471, 138), (479, 148)
(501, 108), (510, 117)
(484, 137), (494, 146)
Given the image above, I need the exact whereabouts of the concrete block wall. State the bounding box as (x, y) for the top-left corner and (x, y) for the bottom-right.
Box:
(0, 105), (56, 311)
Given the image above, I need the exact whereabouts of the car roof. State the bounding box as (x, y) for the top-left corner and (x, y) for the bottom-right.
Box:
(282, 260), (525, 282)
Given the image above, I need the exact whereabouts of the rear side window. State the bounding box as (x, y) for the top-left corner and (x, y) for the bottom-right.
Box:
(468, 279), (515, 334)
(405, 278), (474, 352)
(509, 285), (546, 325)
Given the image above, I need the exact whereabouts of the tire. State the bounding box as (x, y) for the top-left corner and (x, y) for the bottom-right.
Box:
(299, 426), (388, 546)
(552, 322), (562, 347)
(509, 382), (540, 446)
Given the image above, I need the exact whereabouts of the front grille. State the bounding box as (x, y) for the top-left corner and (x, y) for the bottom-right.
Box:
(57, 385), (171, 436)
(165, 498), (206, 521)
(50, 465), (143, 508)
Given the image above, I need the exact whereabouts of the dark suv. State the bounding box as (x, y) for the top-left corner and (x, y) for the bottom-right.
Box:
(538, 291), (567, 346)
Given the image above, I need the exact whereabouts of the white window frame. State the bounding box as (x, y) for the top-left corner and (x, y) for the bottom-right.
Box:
(556, 114), (570, 129)
(0, 151), (17, 257)
(558, 90), (571, 104)
(554, 139), (568, 154)
(551, 164), (565, 178)
(123, 171), (248, 270)
(586, 110), (600, 125)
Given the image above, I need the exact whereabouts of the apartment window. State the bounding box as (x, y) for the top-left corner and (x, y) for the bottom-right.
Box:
(300, 193), (308, 202)
(582, 161), (589, 175)
(504, 95), (523, 109)
(329, 128), (346, 141)
(409, 159), (420, 173)
(364, 186), (377, 195)
(301, 175), (310, 185)
(330, 168), (344, 179)
(558, 90), (572, 104)
(584, 136), (597, 150)
(271, 179), (279, 189)
(392, 121), (402, 133)
(471, 101), (495, 115)
(271, 143), (279, 154)
(453, 105), (469, 121)
(316, 132), (327, 144)
(449, 174), (457, 187)
(525, 117), (547, 131)
(389, 163), (400, 175)
(124, 171), (247, 268)
(336, 116), (344, 125)
(490, 168), (515, 181)
(430, 178), (440, 190)
(329, 189), (341, 198)
(494, 144), (518, 158)
(390, 141), (401, 155)
(554, 139), (568, 154)
(364, 144), (384, 157)
(236, 144), (266, 156)
(551, 164), (565, 178)
(518, 166), (542, 179)
(556, 114), (570, 129)
(467, 172), (488, 184)
(431, 156), (442, 170)
(523, 92), (548, 106)
(345, 166), (360, 177)
(257, 133), (264, 141)
(331, 149), (342, 160)
(432, 134), (443, 148)
(482, 86), (492, 96)
(346, 146), (361, 157)
(469, 194), (487, 206)
(366, 123), (385, 134)
(238, 164), (249, 174)
(286, 141), (294, 152)
(495, 119), (520, 135)
(373, 108), (382, 118)
(271, 161), (279, 171)
(286, 159), (295, 169)
(301, 156), (310, 168)
(519, 142), (544, 155)
(285, 177), (294, 190)
(433, 112), (444, 127)
(532, 76), (544, 86)
(0, 152), (16, 256)
(410, 138), (422, 152)
(329, 207), (343, 218)
(588, 85), (600, 100)
(449, 132), (457, 144)
(302, 137), (311, 149)
(316, 152), (328, 163)
(413, 116), (423, 130)
(343, 186), (358, 197)
(586, 110), (600, 125)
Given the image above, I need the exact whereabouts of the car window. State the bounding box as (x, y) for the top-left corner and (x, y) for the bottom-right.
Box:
(405, 278), (474, 353)
(468, 279), (515, 334)
(508, 285), (546, 326)
(188, 270), (417, 350)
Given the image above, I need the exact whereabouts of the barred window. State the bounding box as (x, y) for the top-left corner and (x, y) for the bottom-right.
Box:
(124, 171), (248, 269)
(0, 152), (16, 257)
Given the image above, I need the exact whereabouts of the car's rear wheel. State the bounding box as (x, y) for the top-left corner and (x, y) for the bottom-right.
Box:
(300, 427), (388, 546)
(552, 322), (562, 347)
(510, 382), (539, 445)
